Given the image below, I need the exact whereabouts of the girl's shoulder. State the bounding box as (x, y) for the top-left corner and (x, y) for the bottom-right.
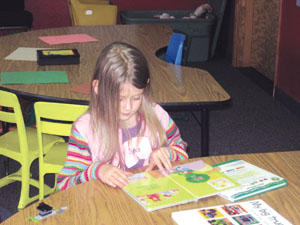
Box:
(152, 103), (170, 126)
(153, 103), (168, 116)
(75, 111), (91, 123)
(74, 111), (92, 133)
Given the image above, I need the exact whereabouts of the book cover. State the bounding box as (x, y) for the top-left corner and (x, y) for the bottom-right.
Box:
(212, 159), (288, 202)
(171, 199), (292, 225)
(123, 160), (240, 212)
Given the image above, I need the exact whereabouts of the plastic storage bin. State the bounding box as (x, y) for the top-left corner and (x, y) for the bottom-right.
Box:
(120, 10), (216, 62)
(120, 0), (227, 63)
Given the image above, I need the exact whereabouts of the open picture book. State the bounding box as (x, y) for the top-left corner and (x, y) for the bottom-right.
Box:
(123, 160), (240, 212)
(212, 159), (288, 202)
(171, 199), (292, 225)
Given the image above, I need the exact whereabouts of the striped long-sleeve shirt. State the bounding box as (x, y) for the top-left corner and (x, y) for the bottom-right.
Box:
(57, 104), (188, 191)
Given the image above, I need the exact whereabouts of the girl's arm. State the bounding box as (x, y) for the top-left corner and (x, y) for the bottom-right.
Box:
(166, 118), (189, 161)
(146, 117), (188, 172)
(57, 127), (105, 191)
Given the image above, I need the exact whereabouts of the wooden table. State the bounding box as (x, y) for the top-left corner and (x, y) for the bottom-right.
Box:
(0, 24), (230, 156)
(2, 151), (300, 224)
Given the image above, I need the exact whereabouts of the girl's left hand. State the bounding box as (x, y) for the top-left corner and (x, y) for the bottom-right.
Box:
(145, 147), (173, 173)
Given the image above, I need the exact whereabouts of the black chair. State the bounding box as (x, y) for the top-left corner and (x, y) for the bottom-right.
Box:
(0, 0), (33, 35)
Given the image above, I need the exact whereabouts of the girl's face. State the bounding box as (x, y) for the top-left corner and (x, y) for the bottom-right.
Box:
(119, 81), (144, 127)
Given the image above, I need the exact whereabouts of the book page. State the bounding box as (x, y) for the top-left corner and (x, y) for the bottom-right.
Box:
(169, 161), (240, 199)
(123, 160), (240, 211)
(123, 171), (196, 212)
(172, 199), (292, 225)
(213, 159), (287, 202)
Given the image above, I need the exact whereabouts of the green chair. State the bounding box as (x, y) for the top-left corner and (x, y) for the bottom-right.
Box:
(34, 102), (88, 200)
(0, 90), (64, 210)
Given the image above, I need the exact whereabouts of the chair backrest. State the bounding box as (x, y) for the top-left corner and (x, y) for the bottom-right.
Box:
(207, 0), (227, 58)
(165, 33), (186, 65)
(34, 102), (89, 138)
(68, 0), (118, 26)
(0, 0), (33, 34)
(0, 90), (28, 153)
(0, 0), (25, 11)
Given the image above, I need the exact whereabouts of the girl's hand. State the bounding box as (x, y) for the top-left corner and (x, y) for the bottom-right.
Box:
(98, 164), (133, 188)
(145, 147), (173, 173)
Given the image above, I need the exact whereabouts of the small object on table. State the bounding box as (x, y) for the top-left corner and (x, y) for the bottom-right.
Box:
(26, 202), (68, 222)
(37, 49), (80, 66)
(37, 202), (53, 217)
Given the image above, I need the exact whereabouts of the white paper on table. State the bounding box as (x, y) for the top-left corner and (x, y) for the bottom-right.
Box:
(4, 47), (53, 61)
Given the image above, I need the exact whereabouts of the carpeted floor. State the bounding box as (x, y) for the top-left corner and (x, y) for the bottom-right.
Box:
(1, 57), (300, 221)
(172, 58), (300, 158)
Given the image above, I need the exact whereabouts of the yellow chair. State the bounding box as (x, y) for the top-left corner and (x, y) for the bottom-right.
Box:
(34, 102), (88, 200)
(0, 91), (64, 210)
(68, 0), (118, 26)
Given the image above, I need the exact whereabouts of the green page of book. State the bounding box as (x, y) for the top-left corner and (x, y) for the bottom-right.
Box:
(0, 71), (68, 84)
(123, 160), (240, 212)
(212, 159), (288, 202)
(169, 162), (240, 198)
(123, 171), (196, 212)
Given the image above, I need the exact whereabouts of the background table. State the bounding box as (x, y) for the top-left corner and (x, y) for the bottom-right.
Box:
(2, 151), (300, 224)
(0, 24), (230, 156)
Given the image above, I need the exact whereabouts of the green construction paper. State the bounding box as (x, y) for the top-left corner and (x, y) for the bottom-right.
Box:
(0, 71), (68, 84)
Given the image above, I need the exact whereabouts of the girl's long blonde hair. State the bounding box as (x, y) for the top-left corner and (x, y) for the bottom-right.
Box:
(89, 42), (167, 168)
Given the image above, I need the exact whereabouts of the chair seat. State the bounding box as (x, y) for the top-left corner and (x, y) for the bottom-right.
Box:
(44, 142), (68, 167)
(0, 127), (64, 162)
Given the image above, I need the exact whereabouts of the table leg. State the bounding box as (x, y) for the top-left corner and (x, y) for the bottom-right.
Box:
(201, 108), (209, 157)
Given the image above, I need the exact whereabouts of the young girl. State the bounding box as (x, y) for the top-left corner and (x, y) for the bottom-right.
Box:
(57, 42), (188, 190)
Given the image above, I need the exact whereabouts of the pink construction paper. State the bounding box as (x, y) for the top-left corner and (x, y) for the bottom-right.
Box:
(39, 34), (98, 45)
(68, 82), (91, 94)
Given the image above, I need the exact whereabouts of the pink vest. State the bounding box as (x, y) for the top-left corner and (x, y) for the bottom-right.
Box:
(74, 104), (170, 168)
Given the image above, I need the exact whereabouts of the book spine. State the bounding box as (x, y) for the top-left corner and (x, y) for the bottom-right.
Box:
(219, 181), (288, 202)
(212, 158), (240, 167)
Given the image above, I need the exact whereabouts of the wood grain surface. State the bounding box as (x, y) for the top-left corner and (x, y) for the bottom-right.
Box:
(0, 24), (230, 107)
(2, 151), (300, 225)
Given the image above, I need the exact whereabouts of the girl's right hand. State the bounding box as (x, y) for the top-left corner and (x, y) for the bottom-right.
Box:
(98, 164), (133, 188)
